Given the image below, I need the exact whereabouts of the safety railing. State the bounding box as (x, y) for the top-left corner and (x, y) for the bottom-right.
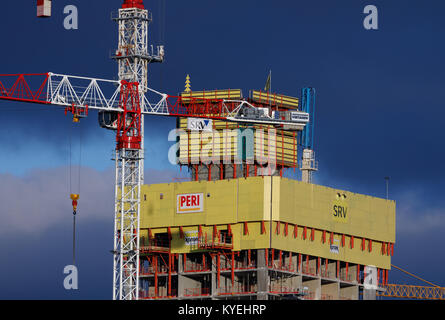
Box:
(321, 293), (334, 300)
(304, 292), (315, 300)
(139, 289), (177, 300)
(320, 269), (336, 280)
(302, 267), (317, 277)
(140, 237), (170, 253)
(269, 286), (303, 295)
(218, 285), (257, 296)
(198, 232), (233, 250)
(183, 287), (211, 297)
(339, 271), (356, 283)
(183, 261), (211, 273)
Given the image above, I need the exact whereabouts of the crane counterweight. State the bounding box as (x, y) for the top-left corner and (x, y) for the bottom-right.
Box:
(37, 0), (52, 18)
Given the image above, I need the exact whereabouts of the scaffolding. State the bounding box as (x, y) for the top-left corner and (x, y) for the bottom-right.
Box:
(138, 246), (390, 300)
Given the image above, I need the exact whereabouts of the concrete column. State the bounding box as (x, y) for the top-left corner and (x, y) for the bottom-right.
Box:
(257, 249), (269, 300)
(211, 254), (218, 299)
(340, 285), (359, 300)
(303, 278), (321, 300)
(321, 282), (339, 300)
(178, 254), (185, 299)
(363, 288), (376, 300)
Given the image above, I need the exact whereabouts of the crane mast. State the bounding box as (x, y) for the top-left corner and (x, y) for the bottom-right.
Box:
(111, 0), (164, 300)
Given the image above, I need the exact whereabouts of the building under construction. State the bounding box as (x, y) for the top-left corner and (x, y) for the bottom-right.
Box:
(136, 87), (396, 300)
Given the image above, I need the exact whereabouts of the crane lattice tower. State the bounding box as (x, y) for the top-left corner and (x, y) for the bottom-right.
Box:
(111, 0), (164, 300)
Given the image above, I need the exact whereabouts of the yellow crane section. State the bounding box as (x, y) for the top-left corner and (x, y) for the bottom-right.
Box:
(378, 264), (445, 300)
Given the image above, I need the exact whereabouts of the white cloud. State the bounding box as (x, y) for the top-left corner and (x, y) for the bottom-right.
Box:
(396, 190), (445, 235)
(0, 166), (188, 235)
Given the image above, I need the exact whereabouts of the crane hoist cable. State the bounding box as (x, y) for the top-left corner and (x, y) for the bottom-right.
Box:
(391, 264), (440, 288)
(69, 118), (83, 265)
(157, 0), (166, 91)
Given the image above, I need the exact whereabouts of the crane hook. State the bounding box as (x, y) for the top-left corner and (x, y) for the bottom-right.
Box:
(70, 194), (79, 215)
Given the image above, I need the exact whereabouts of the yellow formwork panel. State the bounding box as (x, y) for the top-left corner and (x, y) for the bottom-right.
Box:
(140, 177), (395, 268)
(275, 177), (396, 243)
(268, 226), (391, 269)
(141, 177), (395, 241)
(181, 89), (243, 102)
(177, 119), (298, 167)
(250, 90), (299, 109)
(141, 179), (239, 229)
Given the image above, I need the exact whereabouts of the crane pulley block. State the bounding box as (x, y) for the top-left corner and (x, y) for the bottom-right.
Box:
(65, 104), (89, 123)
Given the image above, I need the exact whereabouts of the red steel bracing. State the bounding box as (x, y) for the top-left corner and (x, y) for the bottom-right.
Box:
(168, 253), (171, 296)
(317, 257), (321, 275)
(231, 251), (235, 287)
(325, 259), (328, 276)
(64, 104), (89, 120)
(116, 81), (141, 150)
(298, 253), (302, 272)
(357, 264), (360, 283)
(0, 73), (50, 105)
(183, 253), (186, 272)
(219, 164), (223, 180)
(154, 256), (158, 297)
(213, 225), (217, 240)
(166, 96), (228, 120)
(265, 249), (268, 268)
(289, 252), (292, 271)
(167, 227), (172, 241)
(217, 253), (221, 288)
(243, 221), (248, 235)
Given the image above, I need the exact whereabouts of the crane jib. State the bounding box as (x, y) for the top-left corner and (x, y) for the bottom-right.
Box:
(0, 72), (310, 129)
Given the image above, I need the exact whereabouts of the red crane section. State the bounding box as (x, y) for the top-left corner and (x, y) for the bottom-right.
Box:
(37, 0), (52, 18)
(117, 81), (142, 150)
(122, 0), (145, 9)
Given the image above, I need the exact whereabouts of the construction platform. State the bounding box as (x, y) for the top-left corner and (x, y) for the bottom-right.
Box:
(138, 176), (396, 300)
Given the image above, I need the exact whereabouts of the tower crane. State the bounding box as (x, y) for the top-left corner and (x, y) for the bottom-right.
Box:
(19, 0), (443, 302)
(2, 1), (310, 301)
(0, 72), (309, 300)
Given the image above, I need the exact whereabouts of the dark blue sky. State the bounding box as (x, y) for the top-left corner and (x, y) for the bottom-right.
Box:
(0, 0), (444, 299)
